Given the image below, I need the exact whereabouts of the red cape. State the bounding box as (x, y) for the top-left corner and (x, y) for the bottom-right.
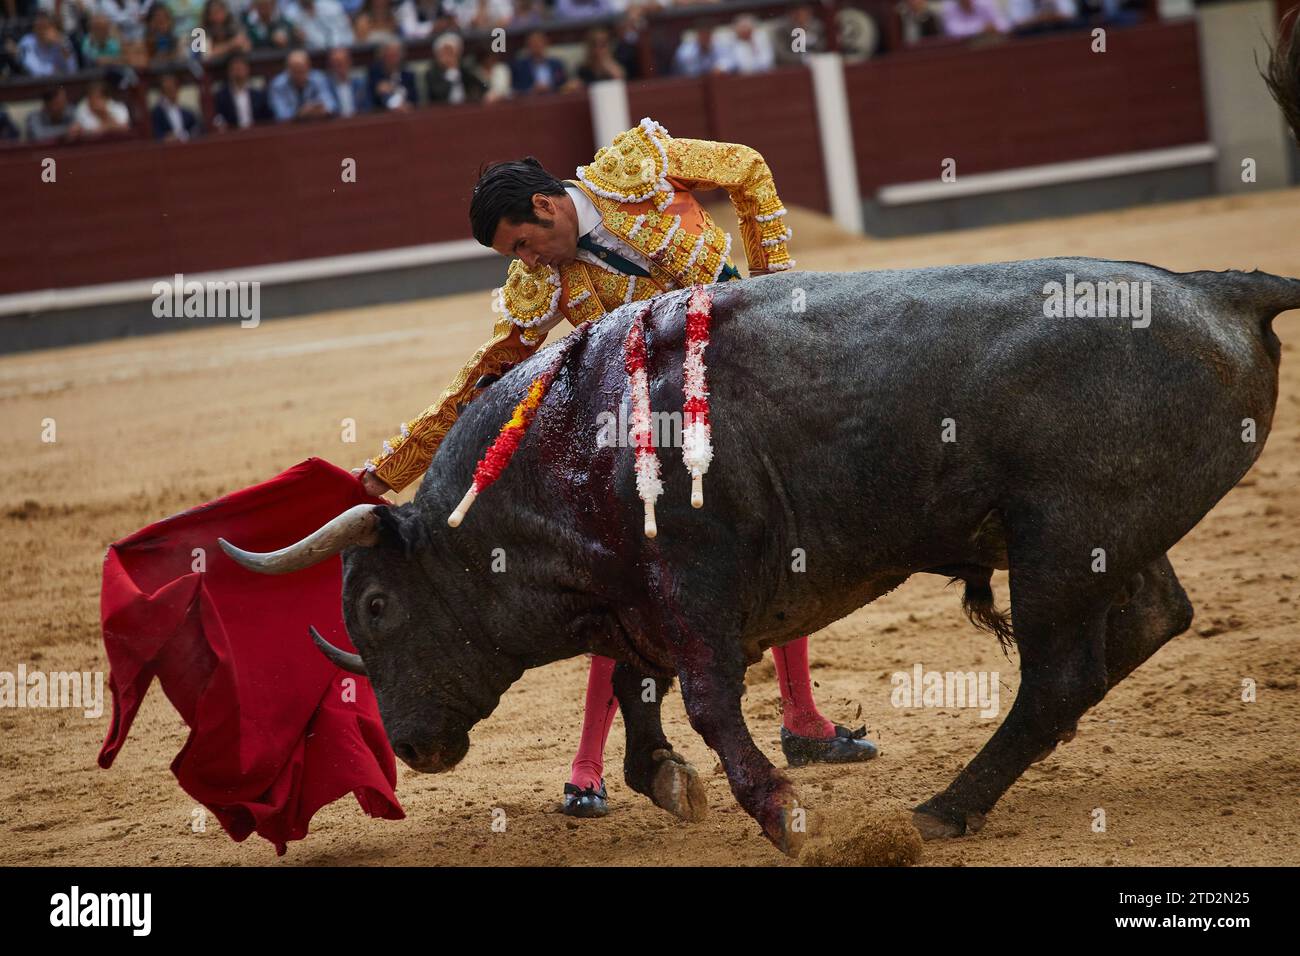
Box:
(98, 458), (404, 855)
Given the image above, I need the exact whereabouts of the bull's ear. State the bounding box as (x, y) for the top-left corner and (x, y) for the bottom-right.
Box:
(373, 504), (428, 558)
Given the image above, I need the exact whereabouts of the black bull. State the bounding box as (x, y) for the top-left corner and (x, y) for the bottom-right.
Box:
(222, 260), (1298, 855)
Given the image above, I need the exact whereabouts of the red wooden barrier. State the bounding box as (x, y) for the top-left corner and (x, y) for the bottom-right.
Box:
(845, 19), (1208, 193)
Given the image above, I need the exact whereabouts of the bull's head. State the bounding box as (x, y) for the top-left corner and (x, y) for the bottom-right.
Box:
(218, 503), (519, 774)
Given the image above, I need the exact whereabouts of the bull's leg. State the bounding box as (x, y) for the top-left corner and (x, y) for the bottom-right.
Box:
(914, 566), (1112, 840)
(611, 663), (707, 822)
(674, 639), (807, 856)
(1102, 553), (1194, 690)
(1020, 555), (1194, 765)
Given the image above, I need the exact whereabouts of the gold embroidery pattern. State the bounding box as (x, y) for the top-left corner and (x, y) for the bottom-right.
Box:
(575, 118), (673, 209)
(561, 261), (606, 325)
(663, 136), (793, 271)
(597, 202), (735, 286)
(372, 315), (540, 492)
(501, 261), (562, 330)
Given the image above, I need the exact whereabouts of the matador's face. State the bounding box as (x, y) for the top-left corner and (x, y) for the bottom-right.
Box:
(491, 192), (579, 271)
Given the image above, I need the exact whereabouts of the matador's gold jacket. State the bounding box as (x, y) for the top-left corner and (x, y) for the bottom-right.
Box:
(365, 117), (795, 492)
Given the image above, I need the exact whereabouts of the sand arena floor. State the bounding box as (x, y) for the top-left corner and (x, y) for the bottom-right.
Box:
(1, 191), (1297, 866)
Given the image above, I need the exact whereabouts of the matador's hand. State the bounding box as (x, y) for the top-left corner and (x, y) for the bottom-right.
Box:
(351, 467), (392, 499)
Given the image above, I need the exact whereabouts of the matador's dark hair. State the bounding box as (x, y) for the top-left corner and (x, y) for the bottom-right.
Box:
(468, 156), (568, 248)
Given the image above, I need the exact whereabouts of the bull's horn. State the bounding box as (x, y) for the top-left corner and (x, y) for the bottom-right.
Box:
(218, 504), (380, 574)
(309, 625), (367, 676)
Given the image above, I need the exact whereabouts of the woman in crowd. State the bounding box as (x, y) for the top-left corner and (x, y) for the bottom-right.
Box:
(577, 27), (626, 84)
(200, 0), (252, 61)
(354, 0), (403, 45)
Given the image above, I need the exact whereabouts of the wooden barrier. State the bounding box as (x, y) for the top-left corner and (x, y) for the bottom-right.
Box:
(844, 19), (1208, 193)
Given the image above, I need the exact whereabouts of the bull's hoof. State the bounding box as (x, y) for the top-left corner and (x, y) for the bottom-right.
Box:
(912, 809), (964, 840)
(649, 749), (708, 822)
(765, 789), (810, 858)
(912, 805), (986, 841)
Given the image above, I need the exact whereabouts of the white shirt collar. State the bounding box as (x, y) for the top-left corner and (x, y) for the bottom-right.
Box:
(564, 184), (602, 238)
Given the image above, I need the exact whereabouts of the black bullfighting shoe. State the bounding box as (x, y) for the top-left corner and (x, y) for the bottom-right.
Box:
(562, 780), (609, 818)
(781, 724), (879, 768)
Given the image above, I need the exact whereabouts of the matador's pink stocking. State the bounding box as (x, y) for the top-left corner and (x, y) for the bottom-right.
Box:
(569, 655), (620, 790)
(771, 636), (835, 739)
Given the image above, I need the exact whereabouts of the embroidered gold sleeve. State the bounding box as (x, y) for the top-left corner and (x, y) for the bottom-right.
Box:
(368, 315), (541, 493)
(664, 137), (794, 273)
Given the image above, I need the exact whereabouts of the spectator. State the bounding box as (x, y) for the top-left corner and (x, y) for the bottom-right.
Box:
(74, 79), (132, 136)
(213, 51), (273, 129)
(0, 107), (19, 141)
(368, 39), (417, 110)
(144, 2), (188, 64)
(396, 0), (454, 40)
(773, 5), (826, 66)
(443, 0), (512, 31)
(26, 86), (77, 141)
(151, 72), (202, 139)
(19, 12), (77, 77)
(269, 46), (335, 120)
(165, 0), (205, 46)
(1008, 0), (1082, 33)
(354, 0), (402, 45)
(426, 31), (486, 104)
(324, 45), (372, 115)
(577, 27), (624, 85)
(98, 0), (148, 44)
(477, 50), (513, 102)
(673, 23), (734, 77)
(243, 0), (300, 50)
(897, 0), (943, 44)
(939, 0), (1010, 37)
(553, 0), (613, 20)
(288, 0), (355, 49)
(80, 13), (129, 67)
(511, 0), (547, 28)
(729, 15), (774, 74)
(612, 6), (673, 81)
(35, 0), (83, 36)
(200, 0), (252, 61)
(1079, 0), (1145, 25)
(511, 30), (576, 94)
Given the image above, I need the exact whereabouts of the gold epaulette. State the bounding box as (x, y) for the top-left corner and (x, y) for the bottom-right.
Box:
(499, 260), (562, 342)
(576, 117), (676, 213)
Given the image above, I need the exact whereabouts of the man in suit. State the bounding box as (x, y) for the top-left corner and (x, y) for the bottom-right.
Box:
(426, 32), (487, 105)
(511, 29), (577, 94)
(269, 48), (335, 122)
(325, 46), (372, 117)
(151, 72), (202, 141)
(368, 40), (418, 112)
(355, 119), (876, 818)
(214, 53), (274, 130)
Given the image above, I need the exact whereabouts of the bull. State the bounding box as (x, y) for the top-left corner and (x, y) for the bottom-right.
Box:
(221, 258), (1298, 855)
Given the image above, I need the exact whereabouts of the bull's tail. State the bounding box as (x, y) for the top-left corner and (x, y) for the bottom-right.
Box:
(1263, 11), (1300, 144)
(953, 570), (1015, 652)
(1201, 269), (1300, 366)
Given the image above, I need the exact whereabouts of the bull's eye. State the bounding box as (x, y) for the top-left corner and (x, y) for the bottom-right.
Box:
(367, 595), (386, 619)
